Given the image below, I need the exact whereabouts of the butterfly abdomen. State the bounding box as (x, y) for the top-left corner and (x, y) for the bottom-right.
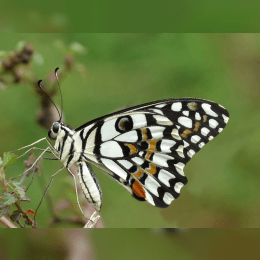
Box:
(76, 160), (102, 211)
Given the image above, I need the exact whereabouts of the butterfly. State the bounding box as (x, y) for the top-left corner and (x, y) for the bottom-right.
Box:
(16, 69), (230, 214)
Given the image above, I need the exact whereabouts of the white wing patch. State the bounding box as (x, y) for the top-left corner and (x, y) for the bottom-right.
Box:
(155, 103), (167, 108)
(191, 135), (201, 144)
(152, 153), (175, 167)
(100, 158), (128, 180)
(209, 119), (219, 128)
(131, 157), (145, 165)
(201, 103), (218, 117)
(178, 116), (192, 128)
(83, 123), (94, 139)
(144, 176), (160, 197)
(222, 114), (229, 124)
(171, 128), (181, 140)
(100, 141), (124, 157)
(171, 102), (182, 112)
(149, 126), (165, 139)
(117, 159), (133, 169)
(187, 149), (195, 158)
(174, 162), (185, 176)
(149, 108), (164, 115)
(132, 114), (147, 128)
(163, 192), (174, 204)
(160, 139), (176, 153)
(174, 182), (184, 193)
(201, 127), (210, 136)
(114, 130), (138, 142)
(182, 110), (189, 117)
(101, 118), (120, 141)
(195, 112), (201, 120)
(153, 115), (173, 126)
(158, 169), (175, 187)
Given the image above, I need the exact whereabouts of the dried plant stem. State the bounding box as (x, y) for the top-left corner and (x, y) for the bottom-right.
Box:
(14, 201), (33, 226)
(0, 216), (18, 228)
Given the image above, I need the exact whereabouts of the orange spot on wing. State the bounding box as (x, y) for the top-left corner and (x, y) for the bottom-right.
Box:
(193, 122), (201, 132)
(180, 129), (192, 139)
(145, 151), (152, 160)
(145, 162), (157, 175)
(124, 143), (137, 155)
(132, 167), (143, 179)
(147, 140), (157, 151)
(203, 115), (208, 123)
(132, 181), (146, 198)
(119, 118), (128, 130)
(141, 128), (148, 141)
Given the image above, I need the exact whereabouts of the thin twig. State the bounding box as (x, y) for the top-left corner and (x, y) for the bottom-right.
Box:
(14, 201), (33, 226)
(0, 216), (18, 228)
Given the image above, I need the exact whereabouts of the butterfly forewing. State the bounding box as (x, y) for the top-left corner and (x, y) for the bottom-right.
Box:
(75, 98), (229, 209)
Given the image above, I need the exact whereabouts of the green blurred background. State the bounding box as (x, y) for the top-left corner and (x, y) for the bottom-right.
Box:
(1, 0), (260, 32)
(0, 33), (260, 229)
(1, 228), (260, 259)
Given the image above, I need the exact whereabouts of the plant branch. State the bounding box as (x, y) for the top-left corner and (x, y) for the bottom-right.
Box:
(0, 216), (18, 228)
(14, 201), (33, 226)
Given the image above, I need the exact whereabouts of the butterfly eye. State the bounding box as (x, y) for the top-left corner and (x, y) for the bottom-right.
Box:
(48, 130), (56, 140)
(116, 116), (133, 132)
(52, 122), (60, 133)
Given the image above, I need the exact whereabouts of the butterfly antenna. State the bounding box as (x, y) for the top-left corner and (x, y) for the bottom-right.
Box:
(54, 67), (63, 122)
(38, 80), (61, 120)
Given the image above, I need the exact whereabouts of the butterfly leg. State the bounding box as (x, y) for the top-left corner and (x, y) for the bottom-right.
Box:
(11, 137), (58, 157)
(34, 166), (65, 222)
(17, 147), (52, 159)
(24, 150), (57, 192)
(66, 167), (89, 220)
(25, 163), (39, 192)
(12, 147), (54, 180)
(11, 137), (60, 180)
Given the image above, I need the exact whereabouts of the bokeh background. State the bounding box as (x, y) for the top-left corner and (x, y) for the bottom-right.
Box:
(0, 228), (260, 259)
(0, 33), (260, 230)
(1, 1), (260, 33)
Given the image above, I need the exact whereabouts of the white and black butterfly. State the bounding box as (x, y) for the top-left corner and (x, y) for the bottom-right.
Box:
(16, 69), (229, 214)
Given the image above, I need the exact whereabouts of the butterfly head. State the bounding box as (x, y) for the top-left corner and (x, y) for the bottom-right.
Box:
(48, 121), (75, 141)
(48, 121), (62, 140)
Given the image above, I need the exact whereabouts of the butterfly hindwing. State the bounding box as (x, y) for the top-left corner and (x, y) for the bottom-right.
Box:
(77, 98), (229, 209)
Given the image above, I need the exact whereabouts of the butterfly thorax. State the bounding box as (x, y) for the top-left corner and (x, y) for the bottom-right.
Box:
(52, 124), (81, 168)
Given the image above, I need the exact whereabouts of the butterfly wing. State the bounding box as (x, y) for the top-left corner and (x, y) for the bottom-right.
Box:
(75, 98), (229, 209)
